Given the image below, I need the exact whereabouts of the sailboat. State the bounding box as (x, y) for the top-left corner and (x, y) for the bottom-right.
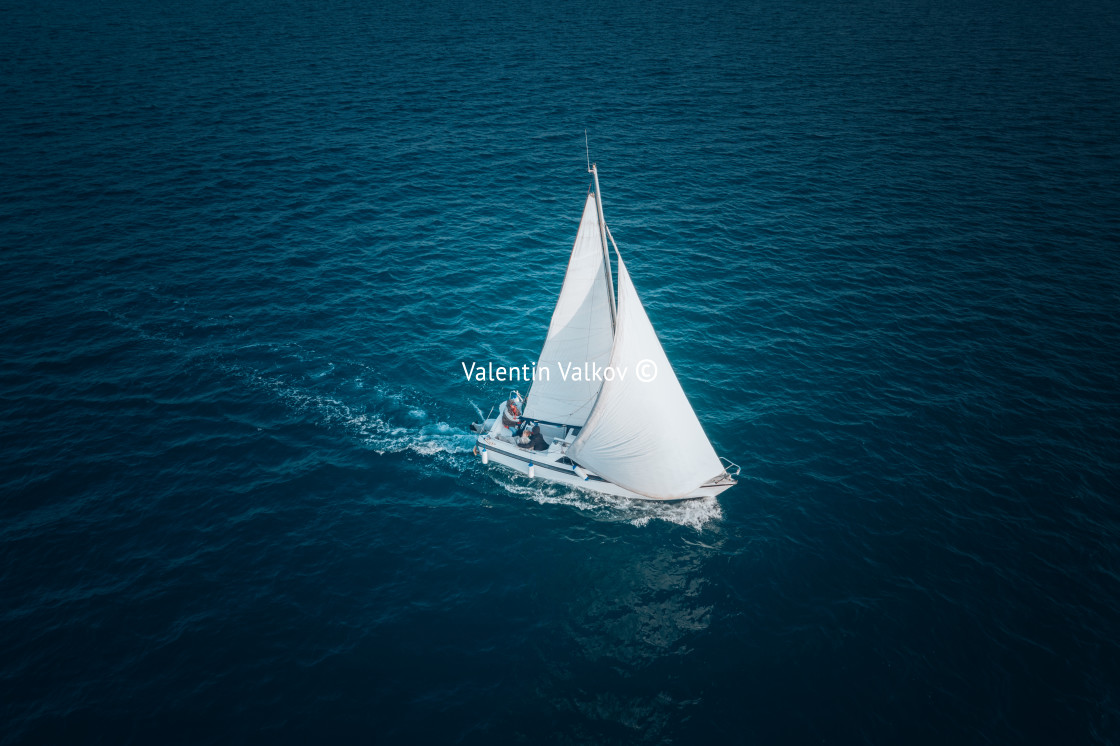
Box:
(470, 161), (739, 501)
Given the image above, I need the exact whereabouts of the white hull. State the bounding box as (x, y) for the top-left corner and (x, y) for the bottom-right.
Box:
(472, 422), (736, 502)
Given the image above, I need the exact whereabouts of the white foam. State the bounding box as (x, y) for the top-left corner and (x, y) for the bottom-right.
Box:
(410, 421), (478, 456)
(235, 367), (478, 463)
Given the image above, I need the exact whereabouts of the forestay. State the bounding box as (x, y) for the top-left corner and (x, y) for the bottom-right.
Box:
(523, 194), (615, 427)
(567, 256), (725, 499)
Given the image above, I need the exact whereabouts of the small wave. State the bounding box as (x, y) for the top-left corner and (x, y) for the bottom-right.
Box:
(310, 362), (335, 379)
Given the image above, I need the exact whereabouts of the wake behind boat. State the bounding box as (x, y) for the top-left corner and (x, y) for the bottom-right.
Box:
(470, 160), (739, 501)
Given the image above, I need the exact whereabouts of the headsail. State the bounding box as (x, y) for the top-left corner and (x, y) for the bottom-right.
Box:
(523, 194), (615, 427)
(567, 255), (726, 499)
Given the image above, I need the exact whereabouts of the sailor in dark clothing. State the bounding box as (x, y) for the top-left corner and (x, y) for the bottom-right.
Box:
(527, 424), (549, 451)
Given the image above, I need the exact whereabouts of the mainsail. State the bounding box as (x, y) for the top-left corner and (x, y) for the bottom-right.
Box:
(567, 255), (726, 500)
(523, 194), (615, 427)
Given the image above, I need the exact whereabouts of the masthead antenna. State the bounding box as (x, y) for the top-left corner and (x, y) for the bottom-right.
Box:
(585, 130), (591, 173)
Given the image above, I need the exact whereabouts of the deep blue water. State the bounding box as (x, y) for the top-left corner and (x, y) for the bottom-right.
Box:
(3, 0), (1120, 742)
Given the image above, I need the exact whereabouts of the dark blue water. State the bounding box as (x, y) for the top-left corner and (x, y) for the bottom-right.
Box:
(3, 0), (1119, 742)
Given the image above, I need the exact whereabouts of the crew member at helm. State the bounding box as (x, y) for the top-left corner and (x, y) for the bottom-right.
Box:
(527, 424), (549, 451)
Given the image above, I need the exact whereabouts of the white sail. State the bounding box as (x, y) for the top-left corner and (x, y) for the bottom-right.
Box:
(567, 255), (725, 499)
(523, 193), (615, 426)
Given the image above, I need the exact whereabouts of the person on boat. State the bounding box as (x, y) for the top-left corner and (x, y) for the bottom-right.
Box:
(501, 395), (521, 430)
(527, 424), (548, 451)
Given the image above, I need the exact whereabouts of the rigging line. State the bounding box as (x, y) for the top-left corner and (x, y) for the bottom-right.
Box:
(605, 224), (623, 263)
(585, 130), (591, 173)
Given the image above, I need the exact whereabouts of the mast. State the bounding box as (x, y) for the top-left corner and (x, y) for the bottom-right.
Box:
(589, 163), (617, 326)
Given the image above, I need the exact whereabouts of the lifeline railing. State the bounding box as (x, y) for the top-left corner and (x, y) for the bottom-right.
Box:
(719, 456), (742, 478)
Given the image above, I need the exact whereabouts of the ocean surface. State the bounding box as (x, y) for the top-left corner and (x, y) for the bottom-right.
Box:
(2, 0), (1119, 742)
